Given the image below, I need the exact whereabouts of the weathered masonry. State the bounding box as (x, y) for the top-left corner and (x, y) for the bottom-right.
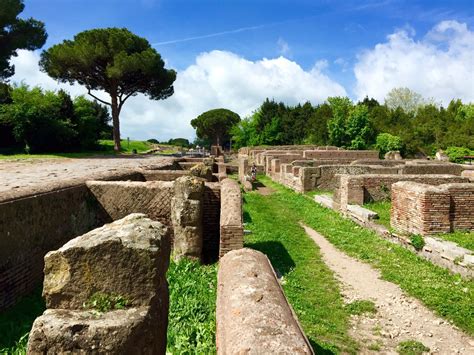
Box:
(391, 181), (474, 235)
(0, 158), (243, 310)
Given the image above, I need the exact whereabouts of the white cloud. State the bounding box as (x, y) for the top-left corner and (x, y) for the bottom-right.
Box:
(10, 50), (346, 141)
(354, 20), (474, 105)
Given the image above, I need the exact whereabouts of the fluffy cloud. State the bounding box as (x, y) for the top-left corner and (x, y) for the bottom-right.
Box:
(10, 50), (346, 141)
(354, 20), (474, 105)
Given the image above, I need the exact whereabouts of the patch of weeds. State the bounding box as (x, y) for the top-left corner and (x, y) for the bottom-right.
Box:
(397, 340), (430, 355)
(368, 340), (382, 351)
(410, 235), (425, 251)
(364, 201), (391, 229)
(372, 325), (382, 336)
(83, 292), (130, 313)
(345, 300), (377, 316)
(167, 258), (217, 354)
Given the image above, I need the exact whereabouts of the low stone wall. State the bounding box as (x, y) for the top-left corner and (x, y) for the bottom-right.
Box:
(391, 182), (474, 235)
(216, 248), (312, 354)
(0, 171), (143, 311)
(303, 149), (379, 160)
(335, 174), (468, 210)
(219, 179), (243, 257)
(27, 214), (170, 353)
(401, 163), (466, 175)
(351, 159), (405, 166)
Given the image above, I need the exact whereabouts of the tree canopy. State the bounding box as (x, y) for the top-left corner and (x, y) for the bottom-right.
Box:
(0, 0), (47, 80)
(191, 108), (240, 146)
(39, 27), (176, 151)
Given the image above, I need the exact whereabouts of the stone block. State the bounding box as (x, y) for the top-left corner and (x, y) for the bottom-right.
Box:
(216, 249), (312, 354)
(28, 307), (161, 355)
(42, 213), (170, 310)
(171, 176), (205, 260)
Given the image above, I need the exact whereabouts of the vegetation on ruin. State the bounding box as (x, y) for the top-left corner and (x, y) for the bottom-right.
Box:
(410, 235), (426, 251)
(0, 287), (45, 354)
(166, 258), (217, 354)
(253, 177), (474, 336)
(397, 340), (430, 355)
(244, 186), (360, 353)
(83, 292), (130, 313)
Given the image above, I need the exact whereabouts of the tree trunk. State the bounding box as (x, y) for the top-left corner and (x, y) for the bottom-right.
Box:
(111, 94), (121, 152)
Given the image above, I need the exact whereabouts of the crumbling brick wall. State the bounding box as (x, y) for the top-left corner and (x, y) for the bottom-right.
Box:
(303, 149), (379, 160)
(335, 174), (468, 208)
(391, 182), (474, 235)
(219, 179), (243, 257)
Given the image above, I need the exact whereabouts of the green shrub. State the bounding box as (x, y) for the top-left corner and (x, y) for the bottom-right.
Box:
(376, 133), (403, 157)
(445, 146), (473, 163)
(410, 235), (425, 251)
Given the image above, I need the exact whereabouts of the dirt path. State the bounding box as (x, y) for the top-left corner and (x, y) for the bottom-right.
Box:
(302, 224), (474, 354)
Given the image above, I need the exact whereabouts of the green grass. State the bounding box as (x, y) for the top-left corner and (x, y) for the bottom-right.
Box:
(397, 340), (430, 355)
(244, 187), (359, 353)
(364, 201), (392, 229)
(0, 287), (45, 354)
(0, 139), (167, 159)
(257, 176), (474, 336)
(305, 189), (334, 198)
(345, 300), (377, 316)
(166, 258), (217, 354)
(433, 231), (474, 252)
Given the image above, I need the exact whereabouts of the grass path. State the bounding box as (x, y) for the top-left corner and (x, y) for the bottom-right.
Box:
(256, 176), (474, 336)
(244, 186), (359, 353)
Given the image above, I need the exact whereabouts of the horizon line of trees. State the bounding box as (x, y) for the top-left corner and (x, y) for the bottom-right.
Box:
(230, 88), (474, 158)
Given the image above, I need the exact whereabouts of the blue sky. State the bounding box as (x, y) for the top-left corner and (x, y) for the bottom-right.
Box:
(12, 0), (474, 140)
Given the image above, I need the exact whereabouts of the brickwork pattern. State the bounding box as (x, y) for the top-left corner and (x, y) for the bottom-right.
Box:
(203, 183), (221, 263)
(219, 179), (243, 257)
(391, 182), (474, 235)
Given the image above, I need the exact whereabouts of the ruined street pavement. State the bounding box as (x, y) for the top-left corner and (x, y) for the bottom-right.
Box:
(0, 156), (174, 196)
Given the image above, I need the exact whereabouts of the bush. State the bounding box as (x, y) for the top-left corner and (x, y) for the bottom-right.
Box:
(147, 138), (159, 144)
(445, 146), (473, 163)
(410, 234), (425, 251)
(376, 133), (403, 157)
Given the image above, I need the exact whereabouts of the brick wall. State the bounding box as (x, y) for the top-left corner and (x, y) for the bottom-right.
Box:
(391, 182), (474, 235)
(219, 179), (243, 257)
(335, 174), (468, 208)
(0, 172), (143, 310)
(142, 170), (189, 181)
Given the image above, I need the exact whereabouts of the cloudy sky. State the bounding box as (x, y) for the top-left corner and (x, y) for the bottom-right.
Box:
(10, 0), (474, 141)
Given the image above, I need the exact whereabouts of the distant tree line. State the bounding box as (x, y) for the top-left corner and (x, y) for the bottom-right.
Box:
(231, 88), (474, 158)
(0, 84), (112, 153)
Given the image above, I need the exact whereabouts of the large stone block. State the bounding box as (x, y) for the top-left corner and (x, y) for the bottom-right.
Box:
(171, 176), (205, 260)
(43, 213), (170, 310)
(216, 249), (312, 354)
(28, 307), (160, 355)
(189, 163), (213, 181)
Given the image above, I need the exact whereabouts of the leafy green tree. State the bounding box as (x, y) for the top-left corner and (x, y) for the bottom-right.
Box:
(346, 105), (373, 149)
(327, 96), (353, 147)
(191, 108), (240, 146)
(0, 0), (47, 80)
(40, 28), (176, 151)
(375, 133), (403, 157)
(168, 138), (190, 147)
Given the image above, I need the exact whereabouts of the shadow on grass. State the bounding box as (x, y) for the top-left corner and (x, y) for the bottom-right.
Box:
(0, 286), (45, 351)
(245, 240), (295, 276)
(243, 210), (252, 223)
(309, 339), (337, 355)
